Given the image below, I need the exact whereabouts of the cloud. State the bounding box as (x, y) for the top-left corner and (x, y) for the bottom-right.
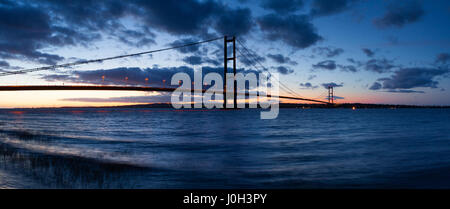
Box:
(313, 47), (344, 58)
(321, 82), (343, 89)
(312, 60), (337, 70)
(310, 53), (357, 72)
(0, 0), (256, 65)
(36, 0), (129, 30)
(275, 66), (294, 75)
(370, 67), (449, 91)
(347, 58), (356, 64)
(369, 82), (382, 90)
(363, 58), (396, 73)
(267, 53), (298, 65)
(168, 38), (202, 54)
(338, 64), (357, 72)
(257, 14), (322, 49)
(131, 0), (255, 37)
(42, 66), (191, 86)
(385, 89), (424, 93)
(260, 0), (304, 14)
(307, 75), (317, 80)
(37, 0), (156, 47)
(435, 53), (450, 65)
(342, 57), (396, 73)
(116, 29), (156, 47)
(299, 82), (318, 89)
(312, 57), (395, 73)
(374, 0), (424, 28)
(182, 56), (203, 65)
(310, 0), (359, 17)
(41, 66), (261, 86)
(0, 0), (325, 68)
(214, 7), (254, 36)
(0, 61), (21, 72)
(182, 55), (221, 66)
(0, 61), (10, 68)
(41, 74), (73, 82)
(0, 0), (147, 64)
(39, 0), (253, 37)
(362, 48), (375, 57)
(131, 0), (219, 35)
(0, 3), (80, 65)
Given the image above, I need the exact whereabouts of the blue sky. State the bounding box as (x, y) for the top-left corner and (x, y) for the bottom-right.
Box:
(0, 0), (449, 107)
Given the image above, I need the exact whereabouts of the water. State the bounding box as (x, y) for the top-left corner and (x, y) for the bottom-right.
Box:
(0, 108), (449, 188)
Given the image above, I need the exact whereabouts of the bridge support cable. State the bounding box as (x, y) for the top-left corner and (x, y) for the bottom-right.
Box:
(234, 47), (264, 94)
(235, 46), (297, 98)
(235, 39), (305, 99)
(236, 46), (329, 104)
(0, 37), (224, 77)
(236, 38), (331, 104)
(236, 39), (307, 100)
(236, 47), (315, 104)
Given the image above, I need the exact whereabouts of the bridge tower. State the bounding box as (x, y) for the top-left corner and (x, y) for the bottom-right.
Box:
(224, 36), (237, 108)
(328, 85), (334, 104)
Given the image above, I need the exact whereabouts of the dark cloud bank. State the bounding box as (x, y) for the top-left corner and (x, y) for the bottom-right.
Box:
(374, 0), (424, 28)
(42, 65), (261, 87)
(313, 46), (344, 58)
(0, 0), (254, 65)
(369, 68), (449, 93)
(299, 82), (318, 89)
(1, 0), (356, 67)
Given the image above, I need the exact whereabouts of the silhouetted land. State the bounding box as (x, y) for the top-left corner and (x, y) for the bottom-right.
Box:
(279, 103), (450, 109)
(52, 103), (450, 109)
(2, 103), (450, 110)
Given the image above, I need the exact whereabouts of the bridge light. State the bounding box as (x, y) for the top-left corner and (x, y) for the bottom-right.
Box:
(101, 75), (105, 81)
(145, 77), (149, 84)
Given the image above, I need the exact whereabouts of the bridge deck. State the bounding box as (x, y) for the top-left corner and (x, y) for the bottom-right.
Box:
(0, 85), (329, 104)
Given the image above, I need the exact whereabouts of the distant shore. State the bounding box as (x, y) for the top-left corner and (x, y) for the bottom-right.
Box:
(2, 103), (450, 110)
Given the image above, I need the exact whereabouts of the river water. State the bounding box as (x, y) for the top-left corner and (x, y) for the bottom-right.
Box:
(0, 108), (449, 188)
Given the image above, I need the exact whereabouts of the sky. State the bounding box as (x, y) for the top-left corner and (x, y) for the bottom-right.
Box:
(0, 0), (449, 108)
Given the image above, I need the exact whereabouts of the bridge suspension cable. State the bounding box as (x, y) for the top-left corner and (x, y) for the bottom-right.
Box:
(235, 46), (299, 97)
(0, 36), (223, 77)
(235, 38), (305, 99)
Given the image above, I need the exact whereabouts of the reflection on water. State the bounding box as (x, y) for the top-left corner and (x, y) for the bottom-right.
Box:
(0, 108), (449, 188)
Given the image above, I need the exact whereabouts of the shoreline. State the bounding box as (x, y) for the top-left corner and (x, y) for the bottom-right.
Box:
(1, 103), (449, 110)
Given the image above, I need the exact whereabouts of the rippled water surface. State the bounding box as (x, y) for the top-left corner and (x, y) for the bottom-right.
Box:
(0, 108), (449, 188)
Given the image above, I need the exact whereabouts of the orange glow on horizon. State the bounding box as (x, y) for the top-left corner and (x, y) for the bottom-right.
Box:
(0, 87), (407, 108)
(0, 90), (162, 108)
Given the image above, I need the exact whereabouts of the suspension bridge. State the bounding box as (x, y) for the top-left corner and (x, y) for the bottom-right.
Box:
(0, 36), (335, 106)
